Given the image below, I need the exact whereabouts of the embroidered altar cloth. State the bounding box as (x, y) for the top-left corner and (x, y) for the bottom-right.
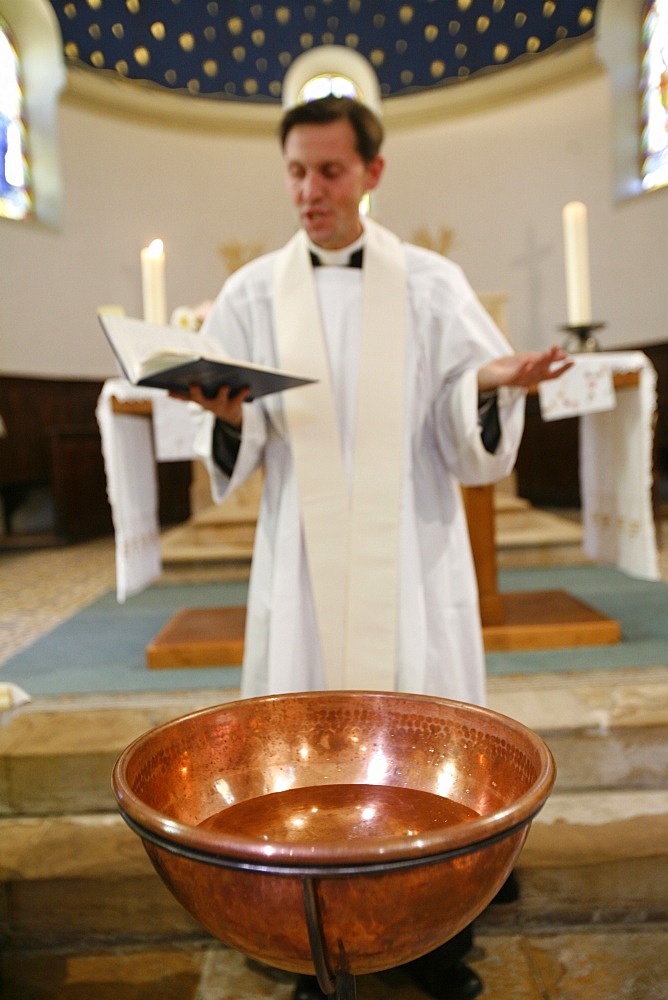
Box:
(96, 379), (198, 602)
(539, 352), (659, 581)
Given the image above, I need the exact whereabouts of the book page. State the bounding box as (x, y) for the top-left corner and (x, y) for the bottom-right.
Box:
(100, 314), (229, 381)
(99, 313), (316, 400)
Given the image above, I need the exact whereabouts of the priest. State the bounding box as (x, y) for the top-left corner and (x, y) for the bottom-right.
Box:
(189, 96), (571, 1000)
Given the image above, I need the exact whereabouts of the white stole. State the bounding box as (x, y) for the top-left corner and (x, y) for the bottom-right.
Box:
(273, 219), (408, 690)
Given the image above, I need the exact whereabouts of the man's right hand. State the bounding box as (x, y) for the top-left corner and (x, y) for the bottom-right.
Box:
(170, 383), (250, 429)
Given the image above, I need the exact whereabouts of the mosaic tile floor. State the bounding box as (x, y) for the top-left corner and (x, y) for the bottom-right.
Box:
(0, 536), (117, 667)
(0, 534), (235, 667)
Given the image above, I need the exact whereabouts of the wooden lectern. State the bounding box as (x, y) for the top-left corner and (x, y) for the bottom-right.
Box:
(462, 483), (620, 651)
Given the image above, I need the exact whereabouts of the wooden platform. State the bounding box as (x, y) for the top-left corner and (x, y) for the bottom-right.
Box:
(145, 589), (621, 669)
(149, 486), (620, 668)
(146, 606), (246, 669)
(482, 590), (621, 652)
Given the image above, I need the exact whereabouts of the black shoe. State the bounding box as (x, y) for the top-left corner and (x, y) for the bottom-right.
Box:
(406, 959), (483, 1000)
(293, 974), (328, 1000)
(491, 870), (520, 905)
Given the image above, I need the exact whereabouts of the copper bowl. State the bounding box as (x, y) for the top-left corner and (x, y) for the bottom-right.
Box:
(113, 691), (554, 990)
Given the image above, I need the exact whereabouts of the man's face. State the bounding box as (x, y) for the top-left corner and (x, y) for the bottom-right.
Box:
(283, 119), (384, 250)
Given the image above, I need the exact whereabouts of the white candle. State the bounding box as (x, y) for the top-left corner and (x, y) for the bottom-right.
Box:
(562, 202), (592, 326)
(140, 238), (167, 324)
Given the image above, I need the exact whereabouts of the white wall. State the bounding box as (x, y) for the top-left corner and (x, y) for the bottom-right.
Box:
(0, 105), (291, 378)
(381, 72), (667, 353)
(0, 67), (666, 378)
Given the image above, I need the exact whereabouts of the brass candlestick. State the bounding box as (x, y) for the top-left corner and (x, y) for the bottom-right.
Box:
(560, 321), (606, 353)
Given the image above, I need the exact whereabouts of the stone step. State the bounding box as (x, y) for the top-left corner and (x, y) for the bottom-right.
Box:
(1, 670), (666, 818)
(493, 499), (587, 568)
(495, 508), (586, 568)
(0, 789), (665, 949)
(1, 672), (665, 948)
(160, 520), (255, 564)
(1, 715), (665, 817)
(161, 493), (586, 567)
(0, 690), (232, 817)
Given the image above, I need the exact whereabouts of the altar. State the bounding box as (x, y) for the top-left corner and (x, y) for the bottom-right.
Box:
(464, 355), (659, 651)
(97, 352), (659, 665)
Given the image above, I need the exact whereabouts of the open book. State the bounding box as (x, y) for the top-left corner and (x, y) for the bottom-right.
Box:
(99, 313), (316, 400)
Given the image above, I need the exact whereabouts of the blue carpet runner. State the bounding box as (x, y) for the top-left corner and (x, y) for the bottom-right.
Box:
(2, 566), (666, 696)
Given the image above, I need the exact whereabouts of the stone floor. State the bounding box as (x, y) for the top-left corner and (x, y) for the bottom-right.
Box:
(2, 927), (667, 1000)
(1, 512), (667, 1000)
(0, 534), (245, 669)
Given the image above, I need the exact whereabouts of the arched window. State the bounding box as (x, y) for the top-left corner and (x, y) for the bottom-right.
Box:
(283, 46), (382, 115)
(640, 0), (668, 191)
(299, 74), (359, 104)
(0, 0), (65, 228)
(598, 0), (668, 198)
(0, 14), (31, 220)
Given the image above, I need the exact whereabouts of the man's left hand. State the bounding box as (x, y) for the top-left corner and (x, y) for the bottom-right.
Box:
(478, 346), (573, 394)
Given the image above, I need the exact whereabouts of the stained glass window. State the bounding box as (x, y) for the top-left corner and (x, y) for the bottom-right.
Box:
(0, 14), (31, 220)
(640, 0), (668, 191)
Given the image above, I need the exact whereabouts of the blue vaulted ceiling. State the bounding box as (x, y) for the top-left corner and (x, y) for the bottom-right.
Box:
(47, 1), (599, 103)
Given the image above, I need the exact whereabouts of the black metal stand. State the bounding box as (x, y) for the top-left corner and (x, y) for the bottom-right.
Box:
(560, 321), (606, 353)
(303, 877), (357, 999)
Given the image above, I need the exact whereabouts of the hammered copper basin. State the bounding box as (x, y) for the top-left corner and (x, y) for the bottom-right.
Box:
(112, 691), (555, 980)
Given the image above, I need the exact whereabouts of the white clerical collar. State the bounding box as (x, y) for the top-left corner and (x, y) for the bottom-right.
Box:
(306, 231), (366, 267)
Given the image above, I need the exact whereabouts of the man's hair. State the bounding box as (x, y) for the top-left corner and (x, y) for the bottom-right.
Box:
(279, 96), (384, 164)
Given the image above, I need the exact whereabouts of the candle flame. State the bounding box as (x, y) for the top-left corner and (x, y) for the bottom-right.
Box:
(145, 238), (164, 257)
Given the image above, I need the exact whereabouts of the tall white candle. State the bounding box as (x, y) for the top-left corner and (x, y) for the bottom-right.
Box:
(562, 202), (592, 326)
(140, 238), (166, 324)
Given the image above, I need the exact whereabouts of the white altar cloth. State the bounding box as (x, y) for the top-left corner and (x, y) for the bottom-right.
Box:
(539, 352), (659, 581)
(96, 379), (198, 602)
